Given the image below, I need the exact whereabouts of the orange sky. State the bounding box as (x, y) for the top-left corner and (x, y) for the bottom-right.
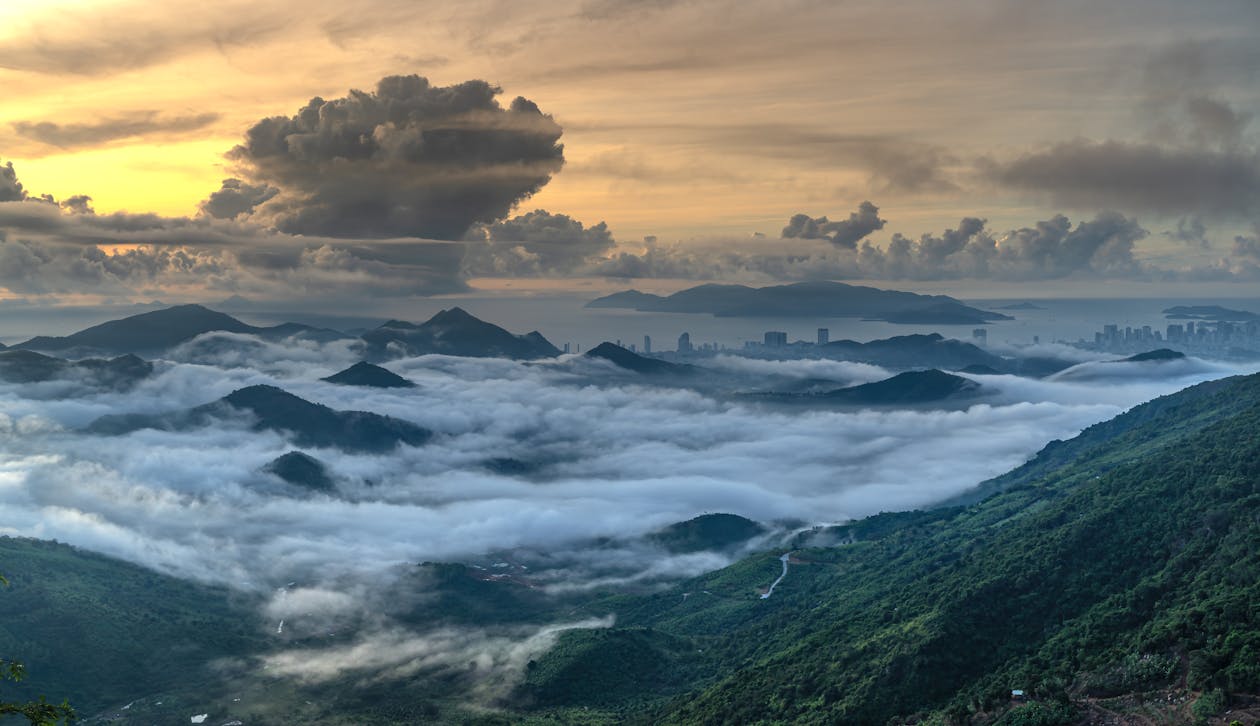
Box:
(1, 0), (1259, 296)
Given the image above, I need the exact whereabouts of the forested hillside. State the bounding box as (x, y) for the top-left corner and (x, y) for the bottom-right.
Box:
(521, 373), (1260, 724)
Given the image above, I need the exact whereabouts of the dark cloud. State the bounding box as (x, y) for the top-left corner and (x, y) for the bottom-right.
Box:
(1165, 215), (1210, 248)
(0, 6), (285, 76)
(0, 161), (27, 202)
(597, 210), (1174, 282)
(200, 179), (280, 220)
(227, 75), (565, 241)
(0, 163), (466, 300)
(13, 112), (221, 149)
(986, 45), (1259, 220)
(463, 209), (614, 275)
(983, 139), (1260, 218)
(781, 201), (886, 249)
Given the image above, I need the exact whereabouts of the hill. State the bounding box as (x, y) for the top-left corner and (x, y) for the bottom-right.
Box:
(515, 371), (1260, 724)
(821, 332), (1006, 370)
(0, 350), (153, 390)
(359, 307), (561, 360)
(14, 304), (348, 356)
(321, 361), (416, 388)
(648, 514), (768, 554)
(1123, 348), (1187, 362)
(87, 384), (432, 453)
(585, 281), (1011, 324)
(262, 451), (336, 492)
(0, 537), (264, 715)
(750, 369), (984, 408)
(584, 342), (697, 376)
(1163, 305), (1259, 321)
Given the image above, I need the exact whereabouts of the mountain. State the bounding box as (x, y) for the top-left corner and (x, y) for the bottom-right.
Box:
(822, 368), (982, 405)
(263, 451), (336, 491)
(584, 342), (697, 376)
(998, 302), (1045, 310)
(1124, 348), (1187, 362)
(1163, 304), (1259, 321)
(0, 350), (153, 390)
(321, 361), (416, 388)
(359, 307), (561, 360)
(820, 332), (1005, 370)
(87, 384), (432, 453)
(585, 281), (1011, 324)
(14, 304), (349, 355)
(516, 371), (1260, 724)
(746, 369), (984, 408)
(0, 537), (263, 716)
(648, 514), (767, 554)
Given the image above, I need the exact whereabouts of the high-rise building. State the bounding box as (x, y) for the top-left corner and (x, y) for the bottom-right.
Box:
(644, 335), (651, 354)
(816, 328), (829, 345)
(764, 331), (788, 347)
(972, 328), (987, 345)
(677, 332), (692, 353)
(563, 342), (571, 354)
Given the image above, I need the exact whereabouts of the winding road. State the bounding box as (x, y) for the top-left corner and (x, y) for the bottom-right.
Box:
(760, 553), (792, 599)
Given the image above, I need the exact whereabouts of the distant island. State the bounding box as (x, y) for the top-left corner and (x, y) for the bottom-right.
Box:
(1163, 305), (1260, 321)
(586, 281), (1011, 324)
(997, 301), (1045, 310)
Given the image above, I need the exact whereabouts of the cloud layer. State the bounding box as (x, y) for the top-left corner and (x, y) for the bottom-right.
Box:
(225, 75), (565, 241)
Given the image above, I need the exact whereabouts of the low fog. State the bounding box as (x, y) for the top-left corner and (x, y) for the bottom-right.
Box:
(1, 333), (1255, 696)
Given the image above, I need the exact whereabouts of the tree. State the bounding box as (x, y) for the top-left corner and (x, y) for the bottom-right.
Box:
(0, 575), (75, 725)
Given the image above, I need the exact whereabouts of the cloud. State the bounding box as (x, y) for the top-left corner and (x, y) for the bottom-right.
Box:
(781, 201), (887, 250)
(0, 162), (467, 300)
(1165, 215), (1210, 248)
(982, 139), (1260, 218)
(0, 162), (27, 202)
(12, 112), (222, 150)
(463, 209), (614, 275)
(200, 179), (280, 220)
(983, 44), (1260, 220)
(0, 2), (285, 76)
(597, 210), (1160, 282)
(226, 75), (565, 241)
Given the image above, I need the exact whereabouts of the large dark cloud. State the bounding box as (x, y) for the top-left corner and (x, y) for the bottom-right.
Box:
(596, 210), (1191, 282)
(0, 161), (27, 202)
(463, 209), (614, 275)
(13, 112), (221, 149)
(200, 179), (280, 220)
(0, 163), (466, 300)
(984, 44), (1260, 219)
(781, 201), (886, 249)
(227, 75), (565, 240)
(983, 139), (1260, 218)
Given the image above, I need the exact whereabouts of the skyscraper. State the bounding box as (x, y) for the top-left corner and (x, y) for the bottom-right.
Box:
(677, 332), (692, 353)
(644, 335), (652, 354)
(816, 328), (829, 345)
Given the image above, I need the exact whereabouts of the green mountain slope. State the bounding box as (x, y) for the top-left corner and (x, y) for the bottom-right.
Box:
(0, 538), (264, 715)
(519, 372), (1260, 724)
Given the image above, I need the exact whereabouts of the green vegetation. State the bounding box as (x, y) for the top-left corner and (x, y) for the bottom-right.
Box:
(7, 372), (1260, 724)
(0, 538), (265, 716)
(514, 372), (1260, 723)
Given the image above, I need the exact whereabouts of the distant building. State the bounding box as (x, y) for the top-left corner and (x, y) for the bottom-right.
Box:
(764, 331), (788, 347)
(563, 342), (571, 354)
(972, 328), (987, 345)
(678, 332), (692, 353)
(816, 328), (829, 345)
(644, 335), (652, 354)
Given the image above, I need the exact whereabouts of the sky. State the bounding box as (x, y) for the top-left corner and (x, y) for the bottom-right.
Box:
(2, 0), (1260, 309)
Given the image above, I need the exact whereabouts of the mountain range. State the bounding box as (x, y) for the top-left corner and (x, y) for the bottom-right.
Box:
(587, 281), (1012, 324)
(87, 384), (431, 453)
(6, 371), (1260, 723)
